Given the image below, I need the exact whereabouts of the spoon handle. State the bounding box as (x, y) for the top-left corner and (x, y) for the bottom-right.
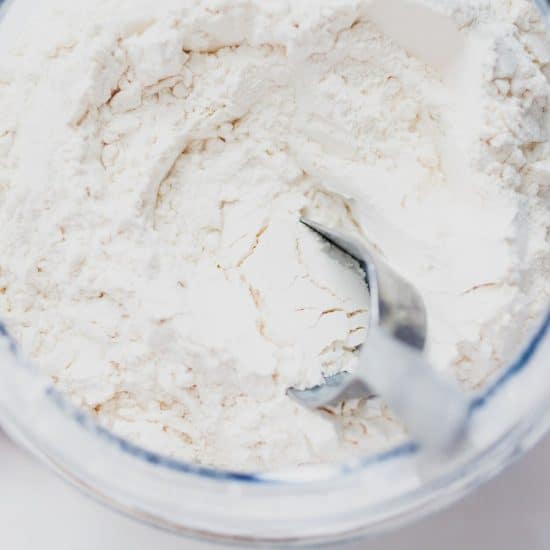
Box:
(359, 328), (471, 453)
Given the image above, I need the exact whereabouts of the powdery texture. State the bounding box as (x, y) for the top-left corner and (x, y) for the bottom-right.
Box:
(0, 0), (548, 470)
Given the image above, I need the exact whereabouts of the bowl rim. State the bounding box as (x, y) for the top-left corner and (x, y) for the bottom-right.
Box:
(2, 310), (549, 546)
(2, 308), (548, 485)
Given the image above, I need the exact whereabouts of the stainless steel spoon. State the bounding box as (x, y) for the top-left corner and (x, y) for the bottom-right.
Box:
(289, 218), (471, 452)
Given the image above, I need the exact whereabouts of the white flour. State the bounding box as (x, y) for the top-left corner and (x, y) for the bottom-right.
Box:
(0, 0), (548, 471)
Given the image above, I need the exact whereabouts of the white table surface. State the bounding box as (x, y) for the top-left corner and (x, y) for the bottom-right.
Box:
(1, 431), (549, 550)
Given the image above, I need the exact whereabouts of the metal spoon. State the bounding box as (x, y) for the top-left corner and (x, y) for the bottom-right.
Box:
(289, 218), (471, 452)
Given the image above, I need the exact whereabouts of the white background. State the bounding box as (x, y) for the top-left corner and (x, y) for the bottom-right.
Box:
(1, 431), (549, 549)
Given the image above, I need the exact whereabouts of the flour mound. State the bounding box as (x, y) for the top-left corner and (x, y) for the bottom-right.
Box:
(0, 0), (548, 470)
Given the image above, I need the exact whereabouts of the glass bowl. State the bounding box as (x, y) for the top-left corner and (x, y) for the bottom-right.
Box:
(0, 0), (549, 545)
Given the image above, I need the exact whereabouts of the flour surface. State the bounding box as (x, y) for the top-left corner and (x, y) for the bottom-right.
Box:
(0, 0), (548, 470)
